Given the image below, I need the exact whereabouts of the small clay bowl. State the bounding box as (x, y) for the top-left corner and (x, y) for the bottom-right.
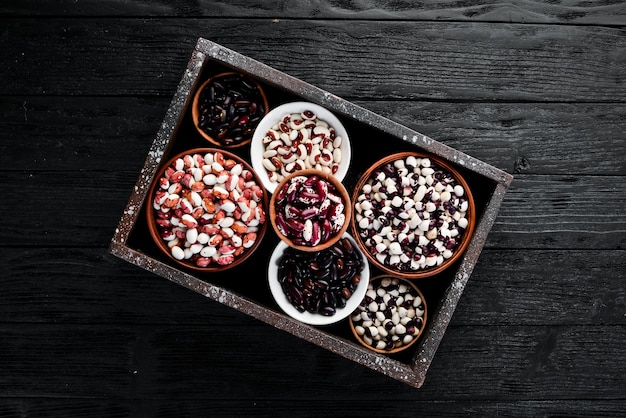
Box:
(349, 275), (427, 354)
(146, 147), (269, 272)
(270, 169), (351, 252)
(350, 152), (475, 279)
(250, 101), (351, 194)
(192, 72), (269, 148)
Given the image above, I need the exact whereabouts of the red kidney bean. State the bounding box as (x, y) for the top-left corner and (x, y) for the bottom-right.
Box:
(274, 174), (346, 247)
(277, 236), (364, 316)
(197, 73), (265, 146)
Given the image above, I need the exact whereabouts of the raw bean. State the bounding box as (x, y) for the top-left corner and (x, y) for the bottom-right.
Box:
(152, 151), (266, 267)
(171, 246), (185, 260)
(354, 156), (470, 272)
(260, 110), (343, 184)
(277, 236), (364, 316)
(351, 277), (425, 352)
(196, 73), (266, 146)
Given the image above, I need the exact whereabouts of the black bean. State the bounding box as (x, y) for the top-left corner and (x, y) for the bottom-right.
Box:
(335, 293), (346, 309)
(321, 290), (331, 306)
(315, 279), (329, 290)
(196, 73), (265, 145)
(288, 285), (304, 305)
(276, 236), (364, 317)
(320, 306), (336, 316)
(350, 274), (361, 287)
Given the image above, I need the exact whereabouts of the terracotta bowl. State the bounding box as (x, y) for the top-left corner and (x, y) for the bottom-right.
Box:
(146, 147), (269, 272)
(192, 72), (269, 148)
(349, 275), (427, 354)
(350, 152), (475, 279)
(270, 169), (352, 252)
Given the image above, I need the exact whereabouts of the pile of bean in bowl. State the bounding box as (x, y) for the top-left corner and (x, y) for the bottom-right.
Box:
(260, 109), (344, 185)
(150, 149), (266, 269)
(194, 73), (266, 147)
(272, 171), (349, 248)
(353, 153), (472, 276)
(276, 236), (365, 317)
(350, 276), (426, 353)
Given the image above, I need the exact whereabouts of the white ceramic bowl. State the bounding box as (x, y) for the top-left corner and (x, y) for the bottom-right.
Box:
(250, 101), (351, 194)
(267, 232), (369, 326)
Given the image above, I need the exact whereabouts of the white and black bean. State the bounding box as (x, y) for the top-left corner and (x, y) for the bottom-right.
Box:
(351, 277), (425, 351)
(197, 73), (266, 146)
(277, 236), (364, 316)
(354, 156), (470, 272)
(273, 173), (346, 247)
(260, 110), (343, 183)
(153, 151), (266, 267)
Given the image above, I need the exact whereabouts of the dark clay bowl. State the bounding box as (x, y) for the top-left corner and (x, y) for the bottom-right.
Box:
(192, 72), (269, 148)
(349, 275), (427, 354)
(270, 169), (352, 252)
(147, 147), (269, 272)
(350, 152), (475, 279)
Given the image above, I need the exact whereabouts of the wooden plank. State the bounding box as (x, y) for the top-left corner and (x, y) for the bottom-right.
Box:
(0, 396), (626, 418)
(0, 96), (162, 173)
(458, 249), (626, 326)
(3, 97), (626, 175)
(0, 400), (132, 418)
(2, 19), (625, 102)
(425, 325), (626, 399)
(490, 175), (626, 249)
(1, 248), (623, 326)
(0, 247), (256, 326)
(1, 398), (625, 417)
(2, 171), (624, 249)
(2, 0), (626, 25)
(0, 170), (138, 247)
(0, 325), (136, 398)
(0, 323), (624, 399)
(359, 101), (626, 176)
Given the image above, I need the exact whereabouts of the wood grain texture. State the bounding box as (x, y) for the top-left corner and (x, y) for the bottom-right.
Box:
(0, 324), (624, 401)
(359, 101), (626, 176)
(1, 171), (624, 249)
(3, 0), (626, 25)
(1, 1), (625, 414)
(3, 97), (626, 175)
(0, 248), (623, 327)
(491, 175), (626, 249)
(2, 19), (625, 102)
(1, 399), (626, 417)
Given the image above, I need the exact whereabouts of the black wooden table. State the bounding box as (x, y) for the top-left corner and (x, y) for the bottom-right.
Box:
(2, 2), (625, 416)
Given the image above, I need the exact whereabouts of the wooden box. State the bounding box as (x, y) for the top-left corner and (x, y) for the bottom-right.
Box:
(109, 38), (513, 388)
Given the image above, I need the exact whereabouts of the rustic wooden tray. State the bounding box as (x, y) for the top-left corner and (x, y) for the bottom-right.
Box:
(109, 38), (513, 388)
